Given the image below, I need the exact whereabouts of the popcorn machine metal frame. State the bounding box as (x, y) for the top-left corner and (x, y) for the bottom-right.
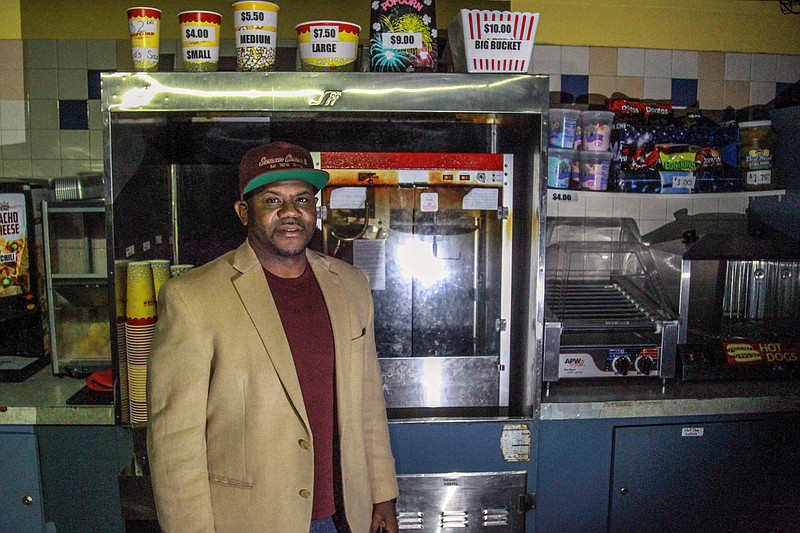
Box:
(102, 72), (548, 531)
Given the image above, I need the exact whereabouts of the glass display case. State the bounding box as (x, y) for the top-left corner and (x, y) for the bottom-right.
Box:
(102, 72), (548, 424)
(42, 199), (110, 375)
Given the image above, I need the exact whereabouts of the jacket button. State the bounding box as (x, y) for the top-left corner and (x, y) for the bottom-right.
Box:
(298, 439), (311, 449)
(299, 489), (311, 498)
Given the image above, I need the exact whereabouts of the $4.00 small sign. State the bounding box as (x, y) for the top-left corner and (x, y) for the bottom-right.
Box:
(550, 191), (579, 203)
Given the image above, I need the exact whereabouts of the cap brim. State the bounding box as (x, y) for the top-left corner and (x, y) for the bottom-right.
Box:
(242, 168), (330, 197)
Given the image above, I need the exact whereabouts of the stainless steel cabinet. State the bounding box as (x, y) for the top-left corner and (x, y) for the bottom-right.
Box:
(0, 428), (46, 533)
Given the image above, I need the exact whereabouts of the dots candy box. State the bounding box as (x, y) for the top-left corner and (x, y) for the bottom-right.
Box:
(369, 0), (438, 72)
(611, 124), (741, 193)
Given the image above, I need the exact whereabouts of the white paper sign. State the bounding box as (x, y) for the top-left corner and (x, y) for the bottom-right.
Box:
(329, 187), (366, 209)
(462, 188), (499, 210)
(353, 239), (386, 291)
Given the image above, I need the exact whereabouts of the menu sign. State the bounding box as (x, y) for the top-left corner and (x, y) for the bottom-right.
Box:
(724, 342), (800, 365)
(0, 193), (29, 297)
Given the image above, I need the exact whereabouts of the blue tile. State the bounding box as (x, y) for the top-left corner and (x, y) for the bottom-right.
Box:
(776, 82), (793, 97)
(671, 78), (698, 107)
(59, 100), (89, 130)
(560, 75), (589, 104)
(87, 70), (108, 100)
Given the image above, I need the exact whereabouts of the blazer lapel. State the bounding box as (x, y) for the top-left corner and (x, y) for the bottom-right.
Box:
(308, 251), (352, 430)
(231, 242), (310, 432)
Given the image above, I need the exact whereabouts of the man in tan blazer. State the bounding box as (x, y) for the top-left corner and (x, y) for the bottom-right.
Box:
(147, 142), (399, 533)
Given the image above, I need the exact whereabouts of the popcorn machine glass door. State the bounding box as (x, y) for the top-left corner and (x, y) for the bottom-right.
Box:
(318, 152), (513, 412)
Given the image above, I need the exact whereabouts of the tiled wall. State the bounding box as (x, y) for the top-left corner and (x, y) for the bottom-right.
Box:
(0, 39), (798, 236)
(533, 46), (800, 108)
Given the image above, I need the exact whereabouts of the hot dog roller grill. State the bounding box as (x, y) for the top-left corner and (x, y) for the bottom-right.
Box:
(543, 220), (679, 387)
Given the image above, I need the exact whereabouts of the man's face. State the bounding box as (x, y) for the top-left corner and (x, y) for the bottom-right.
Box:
(235, 180), (317, 259)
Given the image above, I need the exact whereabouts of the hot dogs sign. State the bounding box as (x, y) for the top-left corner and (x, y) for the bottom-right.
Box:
(0, 194), (29, 297)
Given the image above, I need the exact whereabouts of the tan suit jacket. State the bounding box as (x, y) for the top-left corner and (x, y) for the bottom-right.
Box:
(146, 241), (398, 532)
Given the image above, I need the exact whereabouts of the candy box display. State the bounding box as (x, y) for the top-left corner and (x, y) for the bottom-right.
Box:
(369, 0), (437, 72)
(611, 124), (741, 193)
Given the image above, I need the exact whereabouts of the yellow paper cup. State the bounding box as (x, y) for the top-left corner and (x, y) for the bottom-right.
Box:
(126, 260), (157, 322)
(295, 20), (361, 72)
(127, 7), (161, 71)
(114, 260), (130, 320)
(170, 264), (195, 277)
(232, 1), (279, 71)
(149, 259), (171, 302)
(179, 10), (222, 72)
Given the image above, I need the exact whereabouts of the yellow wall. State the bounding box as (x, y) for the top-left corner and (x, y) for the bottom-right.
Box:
(513, 0), (800, 54)
(8, 0), (800, 54)
(19, 0), (507, 40)
(0, 0), (21, 39)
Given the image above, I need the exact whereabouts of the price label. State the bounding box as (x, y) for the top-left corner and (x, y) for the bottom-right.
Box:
(240, 10), (264, 22)
(482, 22), (514, 39)
(184, 26), (215, 42)
(142, 241), (151, 252)
(129, 18), (158, 35)
(672, 174), (696, 189)
(746, 170), (771, 185)
(551, 191), (578, 203)
(312, 26), (338, 41)
(234, 9), (277, 27)
(382, 32), (422, 50)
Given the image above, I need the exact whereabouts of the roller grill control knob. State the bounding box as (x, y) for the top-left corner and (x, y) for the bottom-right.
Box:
(635, 355), (654, 375)
(613, 356), (631, 376)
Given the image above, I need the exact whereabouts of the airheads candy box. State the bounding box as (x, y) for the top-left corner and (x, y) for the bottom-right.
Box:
(369, 0), (438, 72)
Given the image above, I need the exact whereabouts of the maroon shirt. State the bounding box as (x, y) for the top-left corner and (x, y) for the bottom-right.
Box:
(266, 266), (336, 520)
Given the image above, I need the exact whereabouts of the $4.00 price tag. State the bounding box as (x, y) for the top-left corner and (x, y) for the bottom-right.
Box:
(550, 190), (578, 203)
(183, 26), (216, 42)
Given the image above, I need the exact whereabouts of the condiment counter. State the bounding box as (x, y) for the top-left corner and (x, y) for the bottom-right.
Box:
(541, 379), (800, 420)
(0, 367), (114, 425)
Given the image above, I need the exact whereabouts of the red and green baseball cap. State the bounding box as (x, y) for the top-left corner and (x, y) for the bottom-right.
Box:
(238, 141), (329, 198)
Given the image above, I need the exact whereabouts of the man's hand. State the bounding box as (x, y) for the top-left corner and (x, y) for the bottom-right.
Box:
(370, 499), (398, 533)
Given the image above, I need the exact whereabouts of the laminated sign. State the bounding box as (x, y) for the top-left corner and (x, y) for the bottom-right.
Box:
(0, 194), (29, 297)
(369, 0), (438, 72)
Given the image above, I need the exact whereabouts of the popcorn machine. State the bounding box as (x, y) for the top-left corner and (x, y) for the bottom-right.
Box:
(103, 72), (548, 530)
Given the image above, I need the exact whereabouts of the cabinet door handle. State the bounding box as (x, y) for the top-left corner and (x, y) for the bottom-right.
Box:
(22, 496), (33, 506)
(619, 487), (629, 497)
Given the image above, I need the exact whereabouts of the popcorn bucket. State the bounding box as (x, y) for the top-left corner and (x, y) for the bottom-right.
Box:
(296, 20), (361, 71)
(179, 10), (222, 72)
(127, 7), (161, 71)
(232, 1), (279, 71)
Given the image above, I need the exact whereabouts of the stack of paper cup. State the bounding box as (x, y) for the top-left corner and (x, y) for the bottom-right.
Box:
(170, 264), (194, 277)
(149, 259), (171, 302)
(125, 260), (157, 425)
(114, 260), (131, 423)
